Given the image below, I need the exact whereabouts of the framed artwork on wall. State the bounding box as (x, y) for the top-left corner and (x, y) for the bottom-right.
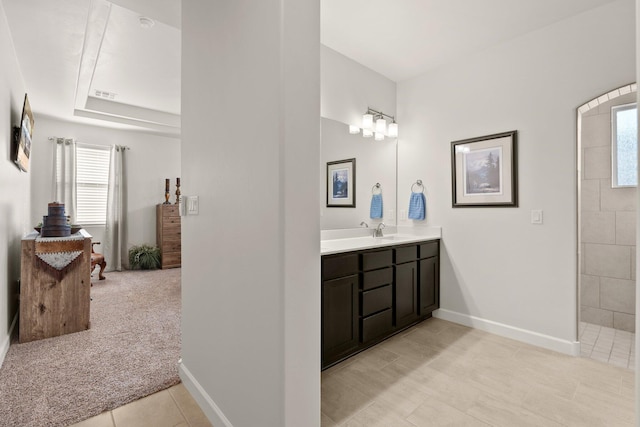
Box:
(327, 158), (356, 208)
(451, 130), (518, 207)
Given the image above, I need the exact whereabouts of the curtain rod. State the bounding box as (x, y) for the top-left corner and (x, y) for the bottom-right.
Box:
(47, 137), (130, 150)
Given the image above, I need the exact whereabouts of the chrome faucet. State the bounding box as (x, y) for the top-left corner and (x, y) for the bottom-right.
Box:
(373, 222), (385, 237)
(360, 221), (369, 228)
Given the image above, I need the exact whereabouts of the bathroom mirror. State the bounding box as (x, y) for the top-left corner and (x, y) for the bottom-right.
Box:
(321, 117), (397, 230)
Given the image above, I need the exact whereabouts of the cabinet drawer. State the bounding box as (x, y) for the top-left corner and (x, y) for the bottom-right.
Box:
(362, 285), (392, 317)
(161, 252), (181, 268)
(362, 249), (392, 271)
(361, 309), (393, 343)
(395, 245), (417, 264)
(362, 267), (392, 291)
(161, 205), (180, 216)
(162, 239), (181, 252)
(419, 241), (439, 259)
(322, 254), (359, 280)
(162, 216), (181, 226)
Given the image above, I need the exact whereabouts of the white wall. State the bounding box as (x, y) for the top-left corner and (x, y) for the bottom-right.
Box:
(397, 0), (635, 352)
(0, 0), (29, 366)
(321, 45), (396, 128)
(181, 1), (319, 426)
(29, 116), (180, 256)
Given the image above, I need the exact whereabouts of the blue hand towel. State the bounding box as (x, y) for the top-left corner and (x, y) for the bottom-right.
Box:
(408, 192), (426, 220)
(370, 194), (383, 219)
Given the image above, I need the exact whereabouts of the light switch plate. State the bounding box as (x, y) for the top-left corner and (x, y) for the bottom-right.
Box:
(531, 209), (543, 224)
(187, 196), (199, 215)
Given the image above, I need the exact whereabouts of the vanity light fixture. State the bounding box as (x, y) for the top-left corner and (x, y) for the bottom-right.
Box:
(350, 107), (398, 141)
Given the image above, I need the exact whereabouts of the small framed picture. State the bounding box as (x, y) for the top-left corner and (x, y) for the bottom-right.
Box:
(451, 131), (518, 207)
(327, 158), (356, 208)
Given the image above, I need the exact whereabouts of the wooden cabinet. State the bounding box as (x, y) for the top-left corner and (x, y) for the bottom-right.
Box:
(321, 239), (440, 370)
(361, 250), (393, 345)
(419, 242), (439, 315)
(395, 261), (418, 328)
(156, 204), (181, 269)
(322, 254), (360, 367)
(20, 230), (92, 343)
(322, 275), (359, 367)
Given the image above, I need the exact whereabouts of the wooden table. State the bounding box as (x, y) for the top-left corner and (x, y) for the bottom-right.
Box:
(19, 230), (92, 343)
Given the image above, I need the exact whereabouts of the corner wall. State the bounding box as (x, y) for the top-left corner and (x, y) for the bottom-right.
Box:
(321, 45), (396, 127)
(397, 0), (635, 351)
(29, 117), (180, 254)
(0, 0), (29, 366)
(181, 1), (320, 426)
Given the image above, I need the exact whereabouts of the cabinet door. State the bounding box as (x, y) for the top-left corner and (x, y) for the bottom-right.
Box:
(419, 257), (439, 316)
(395, 261), (418, 328)
(322, 274), (359, 367)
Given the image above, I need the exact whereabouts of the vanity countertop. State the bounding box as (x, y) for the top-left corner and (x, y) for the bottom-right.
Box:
(321, 227), (441, 255)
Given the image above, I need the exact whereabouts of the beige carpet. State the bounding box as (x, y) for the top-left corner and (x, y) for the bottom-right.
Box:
(0, 268), (181, 427)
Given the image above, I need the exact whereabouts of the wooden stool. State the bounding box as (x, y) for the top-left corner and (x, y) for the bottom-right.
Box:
(90, 242), (106, 280)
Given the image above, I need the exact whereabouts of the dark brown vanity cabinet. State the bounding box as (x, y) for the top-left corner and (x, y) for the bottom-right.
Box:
(322, 254), (359, 367)
(419, 242), (439, 315)
(321, 239), (440, 369)
(361, 250), (393, 344)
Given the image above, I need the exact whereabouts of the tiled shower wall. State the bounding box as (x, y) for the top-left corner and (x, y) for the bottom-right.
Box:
(581, 91), (636, 332)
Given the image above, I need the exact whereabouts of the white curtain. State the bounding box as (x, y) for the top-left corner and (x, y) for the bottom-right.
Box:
(104, 145), (128, 271)
(52, 138), (77, 223)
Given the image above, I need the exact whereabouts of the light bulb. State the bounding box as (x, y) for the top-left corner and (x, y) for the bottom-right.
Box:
(388, 122), (398, 138)
(349, 125), (360, 134)
(362, 114), (373, 130)
(375, 132), (384, 141)
(362, 128), (373, 138)
(375, 118), (386, 133)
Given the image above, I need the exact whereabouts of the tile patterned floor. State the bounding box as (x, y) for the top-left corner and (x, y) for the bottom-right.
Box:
(69, 383), (213, 427)
(322, 317), (635, 426)
(580, 322), (635, 370)
(72, 320), (636, 427)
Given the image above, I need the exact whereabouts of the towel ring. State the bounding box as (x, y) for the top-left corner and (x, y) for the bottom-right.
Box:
(411, 180), (424, 193)
(372, 183), (382, 195)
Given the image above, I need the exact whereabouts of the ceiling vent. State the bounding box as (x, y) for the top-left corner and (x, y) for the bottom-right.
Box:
(94, 90), (116, 100)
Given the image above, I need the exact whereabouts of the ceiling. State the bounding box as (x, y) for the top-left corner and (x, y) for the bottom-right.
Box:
(3, 0), (621, 136)
(321, 0), (621, 82)
(3, 0), (181, 136)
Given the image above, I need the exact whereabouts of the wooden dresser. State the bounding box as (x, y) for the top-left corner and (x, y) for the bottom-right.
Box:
(20, 230), (92, 343)
(156, 204), (181, 269)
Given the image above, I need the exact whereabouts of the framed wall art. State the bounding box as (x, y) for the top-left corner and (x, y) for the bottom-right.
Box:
(327, 158), (356, 207)
(451, 130), (518, 207)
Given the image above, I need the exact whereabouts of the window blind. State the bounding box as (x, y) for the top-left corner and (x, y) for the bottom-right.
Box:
(76, 145), (110, 225)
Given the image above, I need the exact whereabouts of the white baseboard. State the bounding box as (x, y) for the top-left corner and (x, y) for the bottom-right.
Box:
(179, 361), (234, 427)
(434, 309), (580, 356)
(0, 313), (18, 368)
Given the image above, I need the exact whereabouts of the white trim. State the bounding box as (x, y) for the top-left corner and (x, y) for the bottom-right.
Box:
(179, 362), (234, 427)
(0, 314), (18, 368)
(434, 309), (580, 356)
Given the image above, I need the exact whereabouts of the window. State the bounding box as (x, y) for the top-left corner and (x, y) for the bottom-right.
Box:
(76, 145), (110, 224)
(612, 103), (637, 187)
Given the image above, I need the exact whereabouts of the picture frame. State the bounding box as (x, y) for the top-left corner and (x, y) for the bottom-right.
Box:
(327, 158), (356, 208)
(451, 130), (518, 207)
